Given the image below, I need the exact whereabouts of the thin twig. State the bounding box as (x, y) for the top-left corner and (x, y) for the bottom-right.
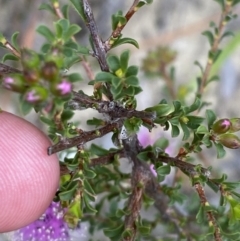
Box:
(82, 0), (108, 72)
(3, 41), (21, 58)
(48, 121), (123, 155)
(194, 183), (222, 241)
(0, 63), (22, 76)
(68, 91), (156, 122)
(105, 0), (141, 51)
(197, 1), (232, 97)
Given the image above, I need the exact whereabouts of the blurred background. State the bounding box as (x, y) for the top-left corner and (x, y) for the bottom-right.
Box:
(1, 0), (240, 240)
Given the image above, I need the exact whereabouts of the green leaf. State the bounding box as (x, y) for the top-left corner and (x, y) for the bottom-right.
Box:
(61, 110), (74, 121)
(214, 142), (226, 158)
(87, 117), (104, 127)
(138, 225), (151, 235)
(207, 75), (219, 84)
(223, 181), (240, 190)
(145, 104), (173, 117)
(54, 21), (63, 39)
(137, 0), (153, 8)
(62, 4), (69, 19)
(125, 65), (138, 77)
(111, 12), (126, 30)
(11, 32), (20, 50)
(107, 55), (120, 73)
(95, 72), (114, 83)
(171, 124), (180, 137)
(137, 151), (150, 161)
(2, 53), (19, 62)
(202, 30), (214, 46)
(124, 117), (143, 134)
(173, 100), (182, 112)
(196, 125), (209, 134)
(120, 50), (130, 73)
(125, 76), (139, 86)
(64, 55), (81, 69)
(41, 43), (51, 53)
(83, 195), (97, 213)
(39, 3), (55, 15)
(206, 180), (219, 193)
(186, 116), (204, 129)
(37, 25), (55, 42)
(196, 205), (205, 223)
(70, 0), (85, 21)
(90, 143), (109, 156)
(62, 47), (73, 57)
(67, 73), (82, 82)
(77, 45), (90, 54)
(194, 60), (204, 74)
(220, 31), (234, 41)
(104, 224), (124, 239)
(110, 84), (123, 99)
(180, 122), (190, 140)
(153, 137), (169, 152)
(206, 109), (217, 129)
(183, 98), (201, 114)
(40, 115), (53, 125)
(157, 164), (171, 176)
(20, 99), (33, 115)
(63, 24), (81, 41)
(83, 179), (95, 196)
(59, 183), (78, 201)
(111, 77), (121, 88)
(111, 37), (139, 49)
(83, 167), (96, 179)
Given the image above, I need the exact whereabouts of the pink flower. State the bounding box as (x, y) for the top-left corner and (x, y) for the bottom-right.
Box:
(2, 76), (14, 89)
(25, 90), (41, 102)
(57, 80), (72, 95)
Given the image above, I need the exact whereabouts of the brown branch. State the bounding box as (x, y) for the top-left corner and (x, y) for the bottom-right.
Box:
(122, 164), (148, 241)
(48, 121), (123, 155)
(51, 0), (64, 19)
(149, 153), (211, 178)
(194, 183), (222, 241)
(0, 63), (22, 76)
(82, 0), (108, 72)
(197, 1), (232, 97)
(4, 41), (21, 58)
(105, 0), (141, 51)
(68, 91), (156, 122)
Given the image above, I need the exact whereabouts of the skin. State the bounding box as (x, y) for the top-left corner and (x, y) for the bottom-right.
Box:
(0, 111), (60, 232)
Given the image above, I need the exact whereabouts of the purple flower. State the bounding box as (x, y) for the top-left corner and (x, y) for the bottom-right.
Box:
(14, 202), (70, 241)
(25, 86), (48, 103)
(57, 80), (72, 95)
(2, 76), (14, 89)
(25, 90), (41, 102)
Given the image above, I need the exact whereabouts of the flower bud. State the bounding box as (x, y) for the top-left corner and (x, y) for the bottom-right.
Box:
(21, 49), (40, 69)
(23, 69), (39, 83)
(217, 133), (240, 149)
(51, 79), (72, 96)
(41, 61), (58, 81)
(1, 74), (27, 93)
(24, 86), (48, 103)
(212, 119), (231, 134)
(229, 118), (240, 133)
